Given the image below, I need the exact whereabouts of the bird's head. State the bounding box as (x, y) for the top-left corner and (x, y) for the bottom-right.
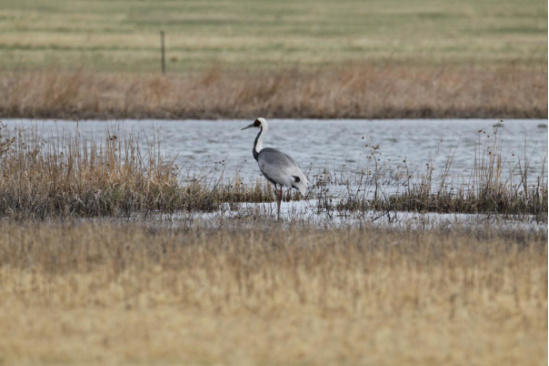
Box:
(241, 117), (267, 130)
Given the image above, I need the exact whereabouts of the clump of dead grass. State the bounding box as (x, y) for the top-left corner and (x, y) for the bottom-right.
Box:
(0, 64), (546, 119)
(334, 127), (548, 221)
(0, 124), (186, 218)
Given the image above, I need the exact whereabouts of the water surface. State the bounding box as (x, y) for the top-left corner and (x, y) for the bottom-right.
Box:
(3, 119), (547, 193)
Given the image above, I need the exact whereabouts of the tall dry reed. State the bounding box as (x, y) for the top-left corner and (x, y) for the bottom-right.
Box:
(1, 64), (546, 119)
(0, 124), (184, 218)
(334, 127), (548, 221)
(0, 123), (545, 220)
(0, 124), (289, 219)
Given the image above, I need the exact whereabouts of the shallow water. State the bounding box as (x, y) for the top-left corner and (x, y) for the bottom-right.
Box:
(200, 200), (548, 232)
(2, 119), (547, 193)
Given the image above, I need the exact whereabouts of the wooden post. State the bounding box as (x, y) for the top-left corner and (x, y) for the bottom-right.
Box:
(160, 30), (166, 74)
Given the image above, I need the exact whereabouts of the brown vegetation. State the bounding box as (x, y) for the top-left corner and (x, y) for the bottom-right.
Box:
(0, 221), (546, 365)
(1, 65), (546, 120)
(0, 125), (284, 219)
(0, 125), (546, 220)
(334, 131), (548, 221)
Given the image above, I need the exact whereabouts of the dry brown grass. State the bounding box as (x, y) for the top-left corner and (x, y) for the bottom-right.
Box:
(0, 123), (545, 220)
(335, 129), (548, 221)
(0, 124), (289, 219)
(1, 64), (546, 120)
(0, 221), (546, 365)
(0, 125), (185, 218)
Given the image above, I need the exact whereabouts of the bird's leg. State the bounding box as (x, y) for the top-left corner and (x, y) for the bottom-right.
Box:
(276, 185), (282, 221)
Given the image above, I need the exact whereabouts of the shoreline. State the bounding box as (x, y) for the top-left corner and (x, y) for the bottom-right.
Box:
(2, 108), (544, 120)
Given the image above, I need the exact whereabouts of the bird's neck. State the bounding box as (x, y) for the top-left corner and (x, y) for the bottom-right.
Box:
(253, 125), (266, 161)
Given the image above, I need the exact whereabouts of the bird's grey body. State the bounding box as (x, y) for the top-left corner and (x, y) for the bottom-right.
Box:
(257, 147), (308, 195)
(241, 118), (308, 219)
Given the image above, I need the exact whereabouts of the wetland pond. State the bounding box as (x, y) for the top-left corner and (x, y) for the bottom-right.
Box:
(2, 118), (547, 227)
(4, 118), (547, 189)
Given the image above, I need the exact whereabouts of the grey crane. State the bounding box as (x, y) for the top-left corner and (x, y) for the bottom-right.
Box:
(241, 117), (308, 220)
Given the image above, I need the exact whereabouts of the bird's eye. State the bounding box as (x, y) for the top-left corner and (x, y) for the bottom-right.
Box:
(254, 119), (261, 127)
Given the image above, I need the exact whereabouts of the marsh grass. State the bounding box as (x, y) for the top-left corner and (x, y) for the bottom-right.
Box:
(1, 64), (546, 119)
(0, 221), (546, 365)
(0, 124), (545, 220)
(0, 124), (293, 219)
(332, 127), (548, 220)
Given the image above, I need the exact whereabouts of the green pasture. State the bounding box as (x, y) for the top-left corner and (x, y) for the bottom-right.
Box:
(0, 0), (546, 72)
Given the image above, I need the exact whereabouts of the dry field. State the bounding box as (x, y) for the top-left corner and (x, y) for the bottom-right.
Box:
(1, 0), (546, 72)
(0, 0), (546, 118)
(1, 64), (547, 119)
(0, 221), (546, 366)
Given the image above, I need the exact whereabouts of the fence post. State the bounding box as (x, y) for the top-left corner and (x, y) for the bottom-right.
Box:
(160, 30), (166, 74)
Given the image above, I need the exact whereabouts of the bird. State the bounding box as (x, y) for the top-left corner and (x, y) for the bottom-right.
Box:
(241, 117), (308, 220)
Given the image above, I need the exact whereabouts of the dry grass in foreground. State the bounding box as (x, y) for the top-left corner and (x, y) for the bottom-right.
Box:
(0, 222), (546, 366)
(1, 64), (546, 120)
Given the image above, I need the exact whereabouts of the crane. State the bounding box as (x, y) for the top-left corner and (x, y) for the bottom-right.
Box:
(241, 118), (308, 220)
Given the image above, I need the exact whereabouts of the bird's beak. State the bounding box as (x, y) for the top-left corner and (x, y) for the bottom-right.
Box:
(241, 123), (255, 130)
